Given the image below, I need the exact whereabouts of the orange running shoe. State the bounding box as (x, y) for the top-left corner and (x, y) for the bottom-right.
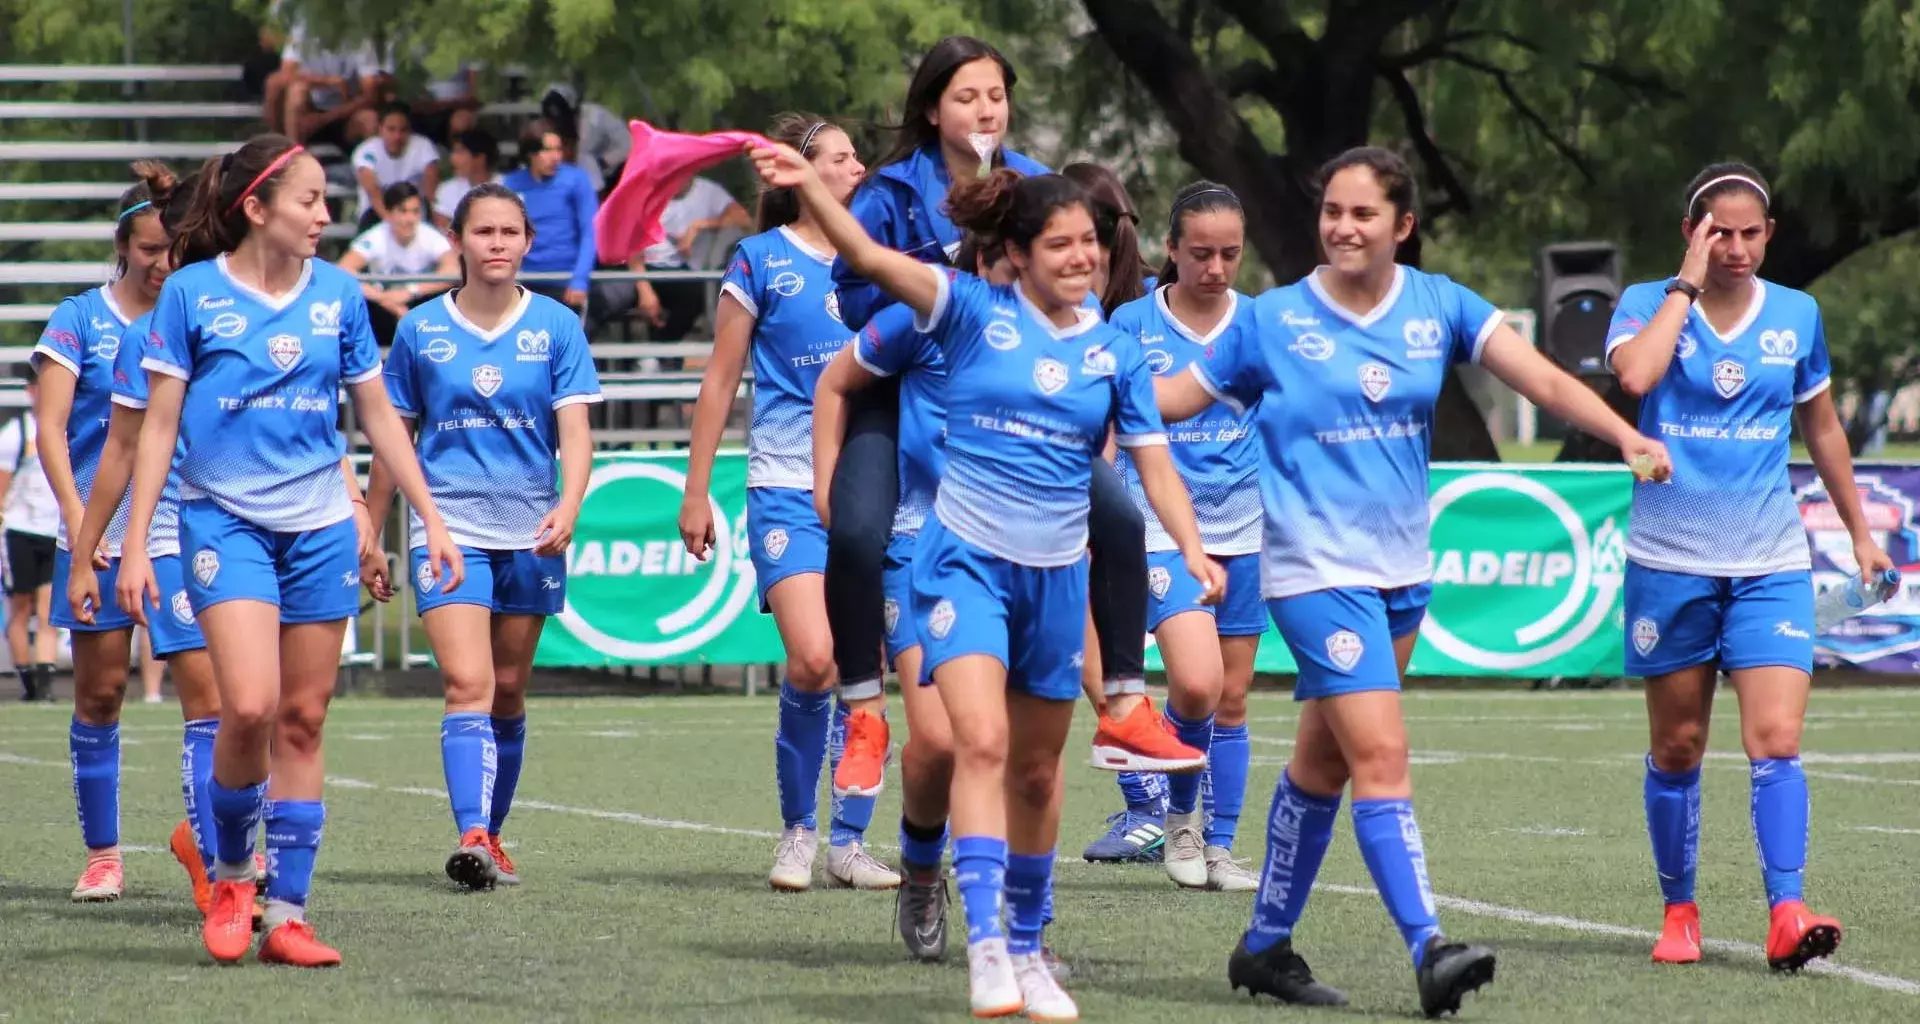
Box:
(445, 826), (499, 891)
(70, 850), (124, 902)
(1766, 899), (1842, 972)
(258, 919), (341, 968)
(1089, 697), (1206, 773)
(488, 834), (521, 886)
(203, 879), (257, 963)
(1651, 902), (1701, 964)
(833, 707), (891, 798)
(170, 819), (212, 915)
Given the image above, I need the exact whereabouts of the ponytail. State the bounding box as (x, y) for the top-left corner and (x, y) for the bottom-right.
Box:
(112, 160), (180, 276)
(169, 134), (306, 269)
(1060, 162), (1148, 315)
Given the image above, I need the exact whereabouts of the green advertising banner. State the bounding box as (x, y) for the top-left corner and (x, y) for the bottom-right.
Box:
(543, 455), (1635, 678)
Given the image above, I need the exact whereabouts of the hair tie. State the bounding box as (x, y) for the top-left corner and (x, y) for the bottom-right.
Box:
(226, 145), (305, 216)
(798, 121), (828, 157)
(1687, 174), (1768, 215)
(117, 200), (152, 222)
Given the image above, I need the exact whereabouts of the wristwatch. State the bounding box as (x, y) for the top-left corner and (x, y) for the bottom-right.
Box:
(1665, 278), (1701, 303)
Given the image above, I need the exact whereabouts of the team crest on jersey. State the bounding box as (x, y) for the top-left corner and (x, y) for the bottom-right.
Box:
(883, 598), (900, 637)
(515, 330), (551, 362)
(1632, 617), (1660, 656)
(1289, 332), (1334, 361)
(1034, 356), (1069, 395)
(472, 364), (504, 398)
(927, 598), (956, 640)
(1325, 629), (1364, 671)
(416, 559), (437, 595)
(1403, 318), (1444, 357)
(1148, 566), (1172, 600)
(983, 320), (1021, 352)
(771, 271), (805, 298)
(191, 549), (219, 587)
(1759, 329), (1797, 366)
(1712, 358), (1746, 399)
(171, 591), (195, 626)
(1358, 362), (1392, 402)
(762, 528), (789, 561)
(824, 290), (842, 324)
(423, 336), (457, 364)
(1144, 348), (1175, 375)
(308, 301), (342, 336)
(208, 312), (247, 339)
(1081, 344), (1117, 377)
(267, 333), (303, 370)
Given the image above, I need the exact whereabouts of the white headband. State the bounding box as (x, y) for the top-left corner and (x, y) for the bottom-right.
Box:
(798, 121), (828, 156)
(1688, 174), (1768, 214)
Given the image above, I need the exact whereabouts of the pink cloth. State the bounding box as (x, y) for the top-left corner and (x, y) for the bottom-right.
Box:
(594, 120), (772, 264)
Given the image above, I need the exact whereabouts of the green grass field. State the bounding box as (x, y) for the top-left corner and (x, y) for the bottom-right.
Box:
(3, 687), (1919, 1023)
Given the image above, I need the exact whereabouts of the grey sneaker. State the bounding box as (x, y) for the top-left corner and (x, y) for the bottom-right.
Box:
(1204, 845), (1259, 892)
(769, 825), (816, 891)
(895, 864), (950, 961)
(826, 841), (902, 890)
(1164, 811), (1208, 889)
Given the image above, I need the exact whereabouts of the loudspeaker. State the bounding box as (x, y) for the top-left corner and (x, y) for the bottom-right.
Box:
(1534, 242), (1621, 378)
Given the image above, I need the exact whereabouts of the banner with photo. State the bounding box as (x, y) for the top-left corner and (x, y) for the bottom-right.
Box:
(1789, 463), (1920, 672)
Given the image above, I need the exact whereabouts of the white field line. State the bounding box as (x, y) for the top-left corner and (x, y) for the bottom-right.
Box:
(1851, 826), (1920, 836)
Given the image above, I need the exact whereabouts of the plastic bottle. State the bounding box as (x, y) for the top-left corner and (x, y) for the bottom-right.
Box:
(1813, 568), (1903, 633)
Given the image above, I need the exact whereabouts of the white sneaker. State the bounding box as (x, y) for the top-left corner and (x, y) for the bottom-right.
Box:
(967, 937), (1024, 1018)
(769, 825), (816, 892)
(1205, 845), (1259, 892)
(826, 841), (902, 890)
(1012, 950), (1079, 1022)
(1164, 812), (1208, 889)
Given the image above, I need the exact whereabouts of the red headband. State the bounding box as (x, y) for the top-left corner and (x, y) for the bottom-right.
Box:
(226, 145), (306, 215)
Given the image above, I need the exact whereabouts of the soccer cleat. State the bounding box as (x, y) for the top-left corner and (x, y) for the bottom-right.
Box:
(1164, 812), (1208, 888)
(488, 834), (521, 886)
(1652, 901), (1702, 964)
(769, 824), (817, 892)
(966, 937), (1025, 1018)
(1204, 846), (1260, 892)
(1227, 936), (1348, 1006)
(896, 864), (951, 961)
(70, 852), (124, 902)
(445, 826), (499, 891)
(1416, 935), (1497, 1018)
(1766, 900), (1842, 972)
(1089, 696), (1206, 774)
(1012, 951), (1079, 1022)
(833, 707), (890, 798)
(170, 819), (213, 914)
(257, 919), (342, 968)
(827, 841), (902, 890)
(203, 880), (257, 963)
(1082, 809), (1165, 863)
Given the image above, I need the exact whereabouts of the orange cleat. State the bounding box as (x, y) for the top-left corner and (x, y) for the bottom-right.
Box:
(488, 834), (521, 886)
(71, 850), (124, 902)
(1089, 696), (1206, 773)
(170, 819), (212, 915)
(833, 707), (891, 798)
(445, 826), (500, 891)
(1766, 900), (1842, 972)
(258, 919), (342, 968)
(1651, 902), (1701, 964)
(203, 880), (257, 963)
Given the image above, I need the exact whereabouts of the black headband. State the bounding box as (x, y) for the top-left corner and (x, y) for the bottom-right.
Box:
(1169, 187), (1239, 233)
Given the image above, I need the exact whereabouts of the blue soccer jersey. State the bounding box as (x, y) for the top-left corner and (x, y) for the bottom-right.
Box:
(853, 302), (948, 537)
(1197, 266), (1503, 598)
(1606, 278), (1828, 576)
(385, 289), (603, 550)
(721, 226), (851, 489)
(32, 286), (136, 554)
(109, 312), (188, 557)
(143, 255), (381, 533)
(1111, 287), (1261, 555)
(917, 268), (1167, 567)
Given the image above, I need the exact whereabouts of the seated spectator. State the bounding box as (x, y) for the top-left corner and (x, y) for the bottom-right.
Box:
(636, 176), (749, 340)
(503, 119), (598, 311)
(539, 84), (631, 196)
(352, 101), (442, 230)
(412, 62), (484, 147)
(434, 129), (500, 230)
(266, 18), (391, 148)
(337, 182), (456, 343)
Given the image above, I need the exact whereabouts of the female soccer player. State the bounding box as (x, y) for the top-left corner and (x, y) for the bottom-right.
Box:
(1110, 181), (1262, 892)
(33, 163), (221, 906)
(1156, 146), (1672, 1016)
(1607, 162), (1892, 971)
(359, 182), (602, 891)
(678, 114), (899, 894)
(755, 141), (1223, 1019)
(119, 134), (461, 967)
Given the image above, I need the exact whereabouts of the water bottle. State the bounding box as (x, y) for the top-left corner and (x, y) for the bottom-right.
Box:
(1813, 568), (1903, 633)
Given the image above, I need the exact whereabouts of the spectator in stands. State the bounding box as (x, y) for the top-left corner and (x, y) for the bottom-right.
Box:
(266, 19), (391, 148)
(539, 84), (630, 196)
(353, 102), (442, 230)
(504, 119), (598, 311)
(435, 129), (500, 230)
(413, 63), (484, 147)
(1, 370), (59, 701)
(339, 182), (458, 343)
(636, 176), (750, 340)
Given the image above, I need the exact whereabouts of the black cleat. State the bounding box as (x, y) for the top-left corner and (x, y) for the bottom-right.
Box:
(1227, 936), (1348, 1006)
(1417, 935), (1497, 1018)
(33, 663), (56, 702)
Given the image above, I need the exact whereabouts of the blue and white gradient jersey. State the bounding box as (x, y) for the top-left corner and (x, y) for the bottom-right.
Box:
(1111, 287), (1261, 555)
(144, 255), (381, 532)
(721, 226), (851, 489)
(32, 285), (134, 554)
(916, 268), (1167, 567)
(852, 302), (948, 537)
(1197, 266), (1502, 598)
(1605, 279), (1827, 576)
(386, 289), (603, 550)
(109, 312), (188, 557)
